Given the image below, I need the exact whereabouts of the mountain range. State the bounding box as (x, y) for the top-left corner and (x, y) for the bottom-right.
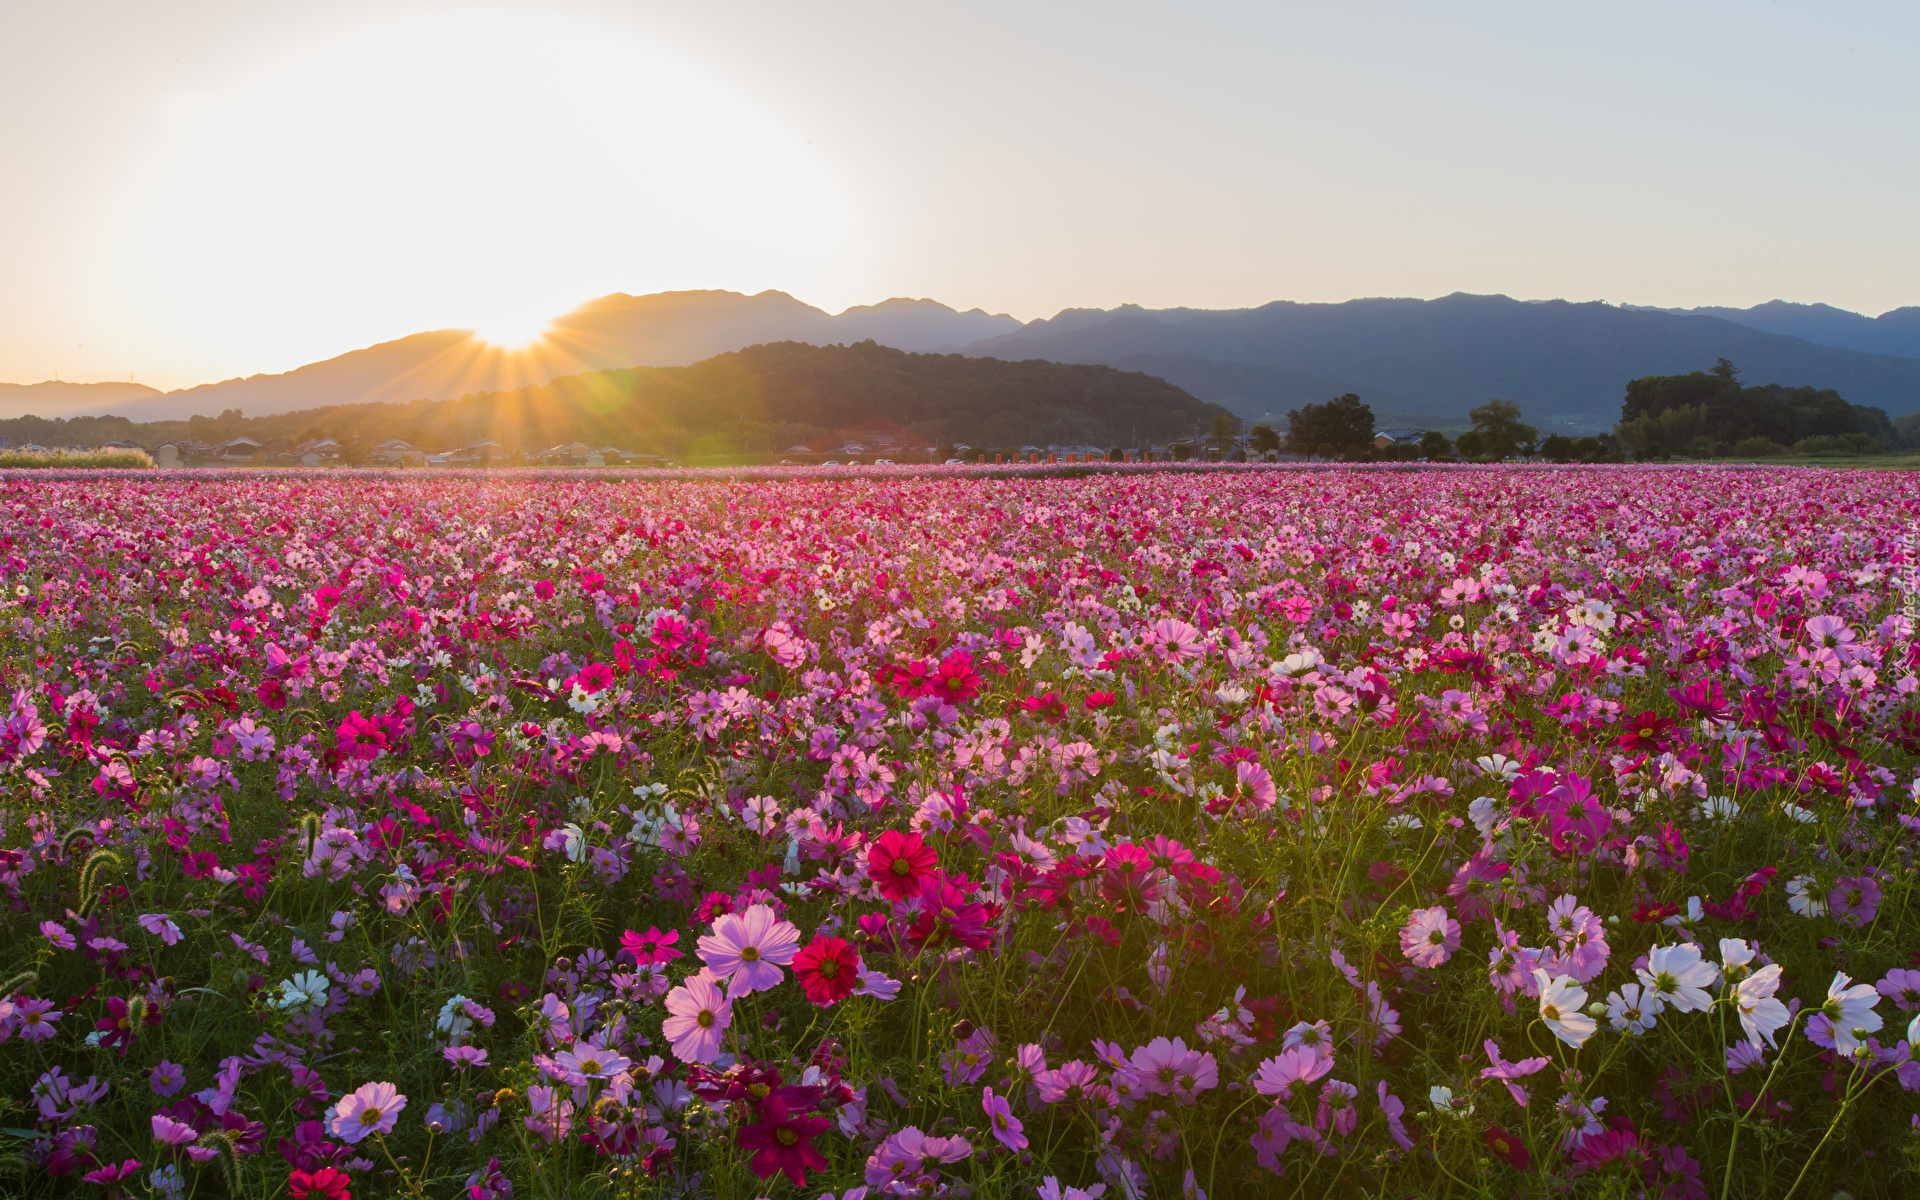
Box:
(6, 291), (1919, 432)
(1628, 300), (1920, 360)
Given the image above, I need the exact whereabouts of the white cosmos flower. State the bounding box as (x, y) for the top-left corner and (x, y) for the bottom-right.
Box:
(1785, 875), (1828, 918)
(1779, 802), (1818, 825)
(1475, 754), (1522, 782)
(1718, 938), (1757, 984)
(1428, 1085), (1473, 1118)
(1638, 944), (1720, 1014)
(1662, 897), (1705, 929)
(1533, 969), (1597, 1047)
(1697, 795), (1740, 821)
(274, 970), (330, 1012)
(1605, 983), (1659, 1034)
(1467, 796), (1504, 837)
(1820, 972), (1883, 1054)
(437, 994), (475, 1042)
(1735, 964), (1790, 1048)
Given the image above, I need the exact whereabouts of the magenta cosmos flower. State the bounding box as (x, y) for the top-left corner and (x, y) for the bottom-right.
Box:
(696, 903), (800, 995)
(329, 1081), (407, 1143)
(662, 972), (732, 1063)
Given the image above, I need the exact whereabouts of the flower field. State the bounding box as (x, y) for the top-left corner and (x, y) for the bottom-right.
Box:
(4, 465), (1920, 1199)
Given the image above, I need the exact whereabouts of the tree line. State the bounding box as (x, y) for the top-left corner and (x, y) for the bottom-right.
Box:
(0, 342), (1233, 459)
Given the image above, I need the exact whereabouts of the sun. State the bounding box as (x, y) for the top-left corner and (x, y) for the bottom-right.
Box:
(92, 9), (866, 378)
(466, 311), (555, 352)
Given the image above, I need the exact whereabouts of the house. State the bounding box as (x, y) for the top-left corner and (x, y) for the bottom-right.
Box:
(99, 439), (144, 451)
(153, 444), (182, 468)
(366, 438), (419, 466)
(211, 436), (264, 462)
(1373, 428), (1427, 449)
(800, 421), (933, 458)
(534, 442), (594, 466)
(444, 439), (507, 466)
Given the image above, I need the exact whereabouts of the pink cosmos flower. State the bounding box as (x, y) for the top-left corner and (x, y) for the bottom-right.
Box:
(150, 1061), (186, 1096)
(1252, 1047), (1334, 1098)
(1878, 969), (1920, 1011)
(696, 903), (800, 995)
(329, 1081), (407, 1143)
(555, 1042), (630, 1081)
(1479, 1039), (1551, 1105)
(137, 913), (184, 946)
(1035, 1060), (1101, 1104)
(151, 1114), (197, 1146)
(1829, 875), (1881, 928)
(1377, 1081), (1413, 1150)
(16, 998), (60, 1042)
(981, 1086), (1028, 1150)
(1399, 905), (1461, 968)
(661, 972), (731, 1064)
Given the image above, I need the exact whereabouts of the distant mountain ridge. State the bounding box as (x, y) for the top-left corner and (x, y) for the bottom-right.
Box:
(1627, 300), (1920, 360)
(0, 292), (1023, 423)
(7, 289), (1920, 430)
(0, 380), (167, 420)
(958, 293), (1920, 426)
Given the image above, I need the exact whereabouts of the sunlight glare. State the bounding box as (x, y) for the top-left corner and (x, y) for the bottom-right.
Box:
(466, 311), (555, 352)
(90, 9), (867, 377)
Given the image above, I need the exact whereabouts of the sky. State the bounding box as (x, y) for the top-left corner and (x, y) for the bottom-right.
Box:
(2, 0), (1916, 391)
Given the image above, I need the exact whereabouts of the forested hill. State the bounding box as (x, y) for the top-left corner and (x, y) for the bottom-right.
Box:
(0, 341), (1230, 455)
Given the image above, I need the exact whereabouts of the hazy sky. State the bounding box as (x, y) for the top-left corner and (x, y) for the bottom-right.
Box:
(3, 0), (1916, 390)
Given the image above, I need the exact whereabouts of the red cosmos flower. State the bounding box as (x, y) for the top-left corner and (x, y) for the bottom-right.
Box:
(1015, 692), (1068, 723)
(888, 660), (938, 699)
(1482, 1125), (1530, 1168)
(619, 927), (684, 966)
(1083, 691), (1118, 709)
(93, 995), (157, 1053)
(568, 661), (616, 695)
(736, 1095), (831, 1186)
(1101, 843), (1162, 909)
(908, 869), (995, 952)
(1614, 711), (1674, 753)
(82, 1159), (143, 1187)
(930, 652), (983, 705)
(1666, 679), (1729, 721)
(867, 830), (937, 902)
(335, 711), (388, 761)
(791, 935), (860, 1006)
(289, 1166), (353, 1199)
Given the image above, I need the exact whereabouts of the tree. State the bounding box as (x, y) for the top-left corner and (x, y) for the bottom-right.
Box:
(1210, 413), (1240, 439)
(1466, 400), (1538, 460)
(1711, 357), (1739, 382)
(1453, 429), (1487, 459)
(1248, 424), (1281, 455)
(1285, 394), (1374, 457)
(1418, 430), (1452, 460)
(1540, 433), (1576, 463)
